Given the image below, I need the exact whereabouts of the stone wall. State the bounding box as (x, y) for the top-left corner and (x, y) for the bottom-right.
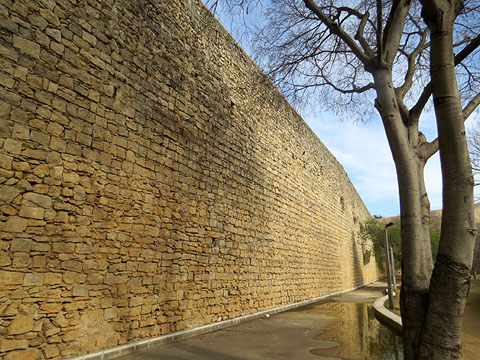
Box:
(0, 0), (378, 358)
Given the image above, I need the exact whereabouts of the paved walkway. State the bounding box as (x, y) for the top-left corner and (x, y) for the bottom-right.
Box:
(117, 283), (391, 360)
(115, 280), (480, 360)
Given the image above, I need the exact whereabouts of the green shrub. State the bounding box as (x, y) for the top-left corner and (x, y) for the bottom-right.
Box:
(360, 218), (440, 274)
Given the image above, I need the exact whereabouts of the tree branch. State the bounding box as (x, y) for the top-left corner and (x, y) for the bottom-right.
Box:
(382, 0), (414, 65)
(355, 10), (375, 57)
(397, 29), (429, 98)
(417, 91), (478, 161)
(420, 138), (439, 160)
(455, 33), (480, 64)
(415, 91), (478, 160)
(410, 34), (480, 122)
(376, 0), (383, 63)
(323, 81), (375, 94)
(303, 0), (374, 70)
(283, 80), (375, 95)
(409, 83), (432, 124)
(394, 89), (411, 124)
(464, 92), (480, 120)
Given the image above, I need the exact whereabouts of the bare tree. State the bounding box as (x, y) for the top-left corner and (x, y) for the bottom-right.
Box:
(468, 119), (480, 186)
(207, 0), (480, 358)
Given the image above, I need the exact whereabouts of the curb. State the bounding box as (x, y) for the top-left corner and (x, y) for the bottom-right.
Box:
(70, 279), (379, 360)
(373, 294), (403, 333)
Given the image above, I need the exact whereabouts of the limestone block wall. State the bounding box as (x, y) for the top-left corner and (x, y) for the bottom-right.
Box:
(0, 0), (378, 358)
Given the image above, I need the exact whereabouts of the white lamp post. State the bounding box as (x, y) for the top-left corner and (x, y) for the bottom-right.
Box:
(390, 245), (397, 289)
(384, 222), (394, 309)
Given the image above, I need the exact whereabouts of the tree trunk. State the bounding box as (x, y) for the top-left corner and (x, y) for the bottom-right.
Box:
(399, 160), (434, 359)
(417, 1), (476, 358)
(373, 68), (434, 359)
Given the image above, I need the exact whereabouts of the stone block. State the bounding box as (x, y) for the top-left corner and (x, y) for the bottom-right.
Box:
(11, 1), (28, 17)
(63, 329), (82, 342)
(11, 239), (32, 252)
(4, 348), (41, 360)
(49, 136), (66, 152)
(52, 96), (67, 111)
(46, 28), (61, 42)
(32, 255), (46, 268)
(72, 284), (89, 297)
(21, 148), (47, 160)
(86, 272), (104, 284)
(18, 206), (45, 219)
(61, 259), (83, 272)
(3, 138), (22, 154)
(12, 123), (30, 139)
(76, 132), (92, 146)
(12, 252), (31, 268)
(82, 31), (97, 46)
(0, 168), (14, 180)
(63, 172), (80, 183)
(7, 314), (34, 335)
(13, 36), (40, 59)
(3, 216), (28, 232)
(55, 211), (69, 222)
(45, 327), (60, 337)
(0, 339), (29, 352)
(0, 185), (21, 202)
(0, 251), (11, 266)
(50, 41), (64, 55)
(76, 243), (93, 254)
(23, 192), (52, 208)
(0, 154), (13, 169)
(39, 8), (60, 26)
(23, 272), (44, 286)
(63, 271), (87, 285)
(35, 90), (53, 105)
(52, 242), (75, 253)
(40, 302), (62, 313)
(43, 273), (62, 285)
(0, 72), (15, 88)
(0, 99), (12, 118)
(30, 15), (48, 30)
(43, 345), (60, 358)
(31, 130), (50, 146)
(33, 164), (50, 177)
(0, 18), (19, 34)
(0, 39), (19, 61)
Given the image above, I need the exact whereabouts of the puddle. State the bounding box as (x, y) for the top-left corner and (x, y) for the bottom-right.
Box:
(293, 301), (403, 360)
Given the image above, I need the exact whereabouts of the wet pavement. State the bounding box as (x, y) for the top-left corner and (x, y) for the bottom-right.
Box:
(117, 283), (403, 360)
(116, 280), (480, 360)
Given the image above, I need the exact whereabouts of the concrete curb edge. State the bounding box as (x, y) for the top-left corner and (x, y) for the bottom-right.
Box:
(70, 279), (379, 360)
(373, 294), (403, 333)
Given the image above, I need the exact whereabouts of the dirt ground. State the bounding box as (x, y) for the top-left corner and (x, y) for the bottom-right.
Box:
(462, 278), (480, 360)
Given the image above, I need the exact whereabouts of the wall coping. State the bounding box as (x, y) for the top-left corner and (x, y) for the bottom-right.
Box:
(373, 294), (403, 333)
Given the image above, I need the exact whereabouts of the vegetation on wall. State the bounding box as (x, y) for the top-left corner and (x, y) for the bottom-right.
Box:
(361, 218), (441, 274)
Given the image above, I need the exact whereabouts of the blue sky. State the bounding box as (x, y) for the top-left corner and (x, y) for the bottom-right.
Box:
(210, 3), (477, 217)
(303, 111), (443, 217)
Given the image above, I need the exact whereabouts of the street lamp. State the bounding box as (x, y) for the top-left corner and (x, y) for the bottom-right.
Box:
(384, 222), (394, 309)
(390, 245), (397, 289)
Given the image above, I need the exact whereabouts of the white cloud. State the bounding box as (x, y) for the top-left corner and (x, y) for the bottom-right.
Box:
(304, 111), (444, 216)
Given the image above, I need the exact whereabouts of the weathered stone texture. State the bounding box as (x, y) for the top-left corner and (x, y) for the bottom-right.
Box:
(0, 0), (378, 358)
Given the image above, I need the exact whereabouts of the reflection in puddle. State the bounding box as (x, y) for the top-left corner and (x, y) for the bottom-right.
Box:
(295, 301), (403, 359)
